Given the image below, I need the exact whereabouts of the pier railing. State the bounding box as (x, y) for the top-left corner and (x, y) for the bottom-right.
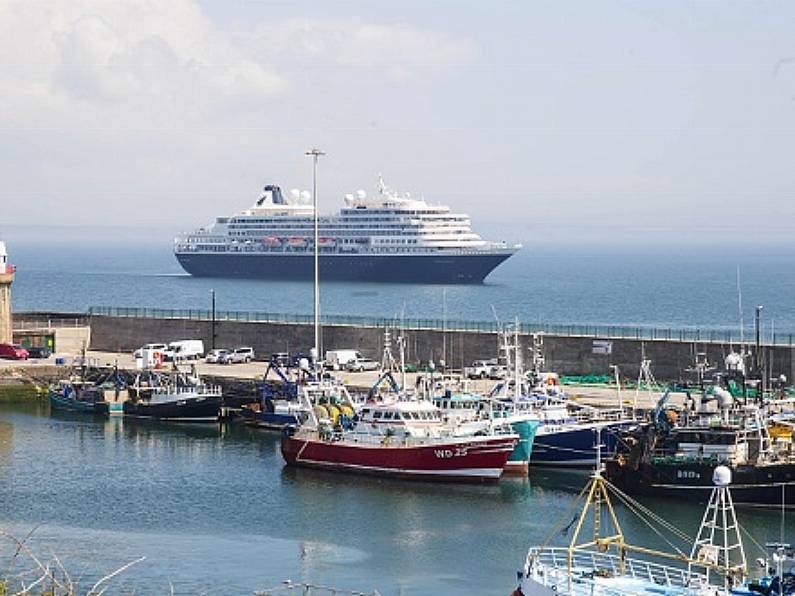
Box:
(85, 306), (795, 346)
(13, 312), (89, 330)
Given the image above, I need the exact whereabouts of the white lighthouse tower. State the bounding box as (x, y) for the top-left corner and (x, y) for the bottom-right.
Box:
(0, 241), (14, 344)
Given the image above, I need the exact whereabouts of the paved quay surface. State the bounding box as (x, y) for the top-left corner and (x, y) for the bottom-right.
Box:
(0, 350), (673, 410)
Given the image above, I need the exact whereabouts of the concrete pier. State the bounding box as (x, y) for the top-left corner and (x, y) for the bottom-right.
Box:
(0, 242), (14, 344)
(80, 308), (795, 383)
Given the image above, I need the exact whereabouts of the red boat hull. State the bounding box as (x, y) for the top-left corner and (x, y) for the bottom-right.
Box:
(281, 433), (518, 482)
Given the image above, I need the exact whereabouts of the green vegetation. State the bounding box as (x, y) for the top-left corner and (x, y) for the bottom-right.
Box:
(0, 383), (41, 402)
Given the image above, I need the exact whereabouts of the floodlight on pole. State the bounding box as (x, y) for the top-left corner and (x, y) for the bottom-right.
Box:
(306, 148), (325, 364)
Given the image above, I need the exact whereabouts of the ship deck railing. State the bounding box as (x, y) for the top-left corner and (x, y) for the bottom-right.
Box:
(526, 547), (709, 595)
(85, 307), (795, 346)
(299, 425), (514, 446)
(175, 244), (514, 256)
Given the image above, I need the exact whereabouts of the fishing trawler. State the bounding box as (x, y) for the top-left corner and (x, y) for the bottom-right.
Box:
(49, 377), (109, 415)
(281, 395), (519, 482)
(125, 367), (222, 422)
(605, 385), (795, 506)
(174, 177), (520, 283)
(429, 390), (539, 475)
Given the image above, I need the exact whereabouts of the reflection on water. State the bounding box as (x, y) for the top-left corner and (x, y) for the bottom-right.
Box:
(0, 401), (791, 595)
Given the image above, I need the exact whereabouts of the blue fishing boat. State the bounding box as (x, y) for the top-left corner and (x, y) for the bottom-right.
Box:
(49, 379), (108, 415)
(240, 357), (313, 430)
(490, 380), (635, 468)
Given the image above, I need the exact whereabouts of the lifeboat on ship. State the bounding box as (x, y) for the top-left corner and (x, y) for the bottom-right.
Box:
(262, 236), (282, 247)
(286, 237), (307, 248)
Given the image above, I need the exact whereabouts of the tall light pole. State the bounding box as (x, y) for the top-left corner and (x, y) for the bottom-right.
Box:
(755, 305), (763, 384)
(210, 288), (216, 351)
(306, 148), (325, 364)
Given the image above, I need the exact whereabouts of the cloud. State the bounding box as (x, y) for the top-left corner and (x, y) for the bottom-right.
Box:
(248, 19), (477, 82)
(0, 2), (477, 130)
(0, 0), (287, 129)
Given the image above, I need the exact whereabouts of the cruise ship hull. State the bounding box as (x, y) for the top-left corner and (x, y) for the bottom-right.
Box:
(175, 251), (514, 283)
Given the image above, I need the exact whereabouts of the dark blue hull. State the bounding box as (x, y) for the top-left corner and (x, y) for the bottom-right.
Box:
(175, 251), (514, 283)
(243, 411), (302, 430)
(530, 422), (635, 467)
(123, 396), (220, 422)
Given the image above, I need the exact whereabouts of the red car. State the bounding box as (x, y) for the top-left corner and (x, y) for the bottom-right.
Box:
(0, 343), (29, 360)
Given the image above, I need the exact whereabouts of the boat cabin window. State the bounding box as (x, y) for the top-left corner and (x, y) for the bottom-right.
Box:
(373, 411), (383, 419)
(677, 431), (736, 445)
(383, 412), (394, 420)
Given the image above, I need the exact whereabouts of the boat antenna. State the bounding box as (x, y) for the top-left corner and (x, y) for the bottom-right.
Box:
(611, 364), (622, 414)
(306, 148), (325, 370)
(782, 484), (786, 546)
(442, 288), (447, 372)
(513, 317), (521, 400)
(737, 267), (744, 352)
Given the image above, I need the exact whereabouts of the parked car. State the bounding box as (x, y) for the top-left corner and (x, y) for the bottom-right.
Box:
(205, 349), (230, 364)
(26, 346), (52, 359)
(133, 343), (167, 359)
(345, 357), (380, 372)
(0, 343), (29, 360)
(464, 359), (498, 379)
(223, 347), (255, 364)
(488, 364), (509, 380)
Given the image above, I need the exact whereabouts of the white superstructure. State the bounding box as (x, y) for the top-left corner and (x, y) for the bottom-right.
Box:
(175, 178), (518, 256)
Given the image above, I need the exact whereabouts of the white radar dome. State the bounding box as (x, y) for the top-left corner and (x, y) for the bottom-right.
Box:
(713, 465), (732, 486)
(299, 358), (310, 372)
(356, 189), (367, 200)
(300, 190), (311, 203)
(290, 188), (301, 199)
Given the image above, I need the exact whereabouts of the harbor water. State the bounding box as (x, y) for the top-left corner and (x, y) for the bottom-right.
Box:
(0, 400), (790, 595)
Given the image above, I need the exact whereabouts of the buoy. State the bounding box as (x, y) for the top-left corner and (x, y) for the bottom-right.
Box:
(327, 405), (340, 424)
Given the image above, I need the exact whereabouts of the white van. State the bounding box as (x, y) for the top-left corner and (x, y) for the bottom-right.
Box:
(133, 343), (167, 359)
(164, 340), (205, 361)
(325, 349), (363, 371)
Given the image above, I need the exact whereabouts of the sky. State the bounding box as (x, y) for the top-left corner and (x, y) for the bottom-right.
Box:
(1, 0), (794, 245)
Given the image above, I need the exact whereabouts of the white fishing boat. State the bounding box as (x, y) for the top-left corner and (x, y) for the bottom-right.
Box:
(512, 442), (749, 595)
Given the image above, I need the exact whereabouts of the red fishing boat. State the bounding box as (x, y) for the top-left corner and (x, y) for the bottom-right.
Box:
(281, 398), (518, 482)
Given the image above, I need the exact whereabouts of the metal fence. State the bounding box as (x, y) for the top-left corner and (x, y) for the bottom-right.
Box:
(13, 314), (89, 330)
(85, 305), (795, 346)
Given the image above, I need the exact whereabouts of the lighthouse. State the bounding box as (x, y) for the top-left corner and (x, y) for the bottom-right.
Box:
(0, 241), (14, 344)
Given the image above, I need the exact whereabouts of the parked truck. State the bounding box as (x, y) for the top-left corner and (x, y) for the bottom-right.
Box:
(325, 350), (363, 371)
(163, 340), (204, 361)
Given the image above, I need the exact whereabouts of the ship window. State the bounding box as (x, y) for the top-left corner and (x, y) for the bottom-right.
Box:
(373, 411), (383, 419)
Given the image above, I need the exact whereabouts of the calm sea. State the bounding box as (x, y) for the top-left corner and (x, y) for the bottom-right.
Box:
(0, 401), (787, 595)
(6, 236), (795, 334)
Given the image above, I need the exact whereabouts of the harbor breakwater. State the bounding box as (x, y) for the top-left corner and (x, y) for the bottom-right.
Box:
(17, 308), (794, 382)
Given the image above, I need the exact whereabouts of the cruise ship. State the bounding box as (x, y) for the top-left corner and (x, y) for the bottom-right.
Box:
(174, 178), (521, 283)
